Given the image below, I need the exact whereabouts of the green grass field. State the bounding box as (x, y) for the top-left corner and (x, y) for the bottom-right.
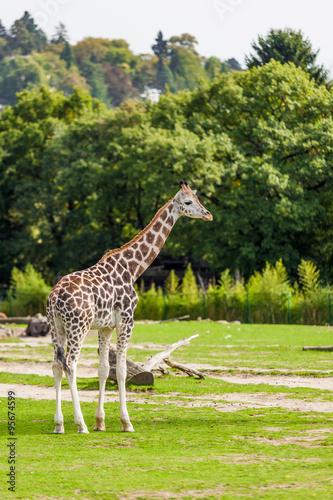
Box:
(1, 322), (333, 499)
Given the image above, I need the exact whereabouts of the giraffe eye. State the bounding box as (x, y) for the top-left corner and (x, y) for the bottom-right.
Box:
(184, 201), (192, 205)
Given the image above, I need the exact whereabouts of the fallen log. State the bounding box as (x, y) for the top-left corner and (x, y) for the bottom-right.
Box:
(107, 334), (202, 385)
(142, 335), (199, 372)
(303, 346), (333, 352)
(0, 316), (31, 325)
(108, 347), (154, 385)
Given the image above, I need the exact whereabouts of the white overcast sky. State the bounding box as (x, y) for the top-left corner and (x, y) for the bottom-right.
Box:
(2, 0), (333, 71)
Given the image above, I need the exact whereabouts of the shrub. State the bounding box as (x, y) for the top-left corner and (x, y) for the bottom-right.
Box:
(8, 264), (51, 316)
(246, 260), (292, 323)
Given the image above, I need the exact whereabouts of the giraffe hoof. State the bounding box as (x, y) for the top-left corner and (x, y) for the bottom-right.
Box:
(93, 425), (106, 431)
(121, 423), (135, 432)
(94, 417), (105, 431)
(78, 426), (89, 434)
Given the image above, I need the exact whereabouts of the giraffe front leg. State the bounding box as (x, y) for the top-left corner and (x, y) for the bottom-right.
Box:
(53, 361), (64, 434)
(94, 327), (114, 431)
(116, 319), (134, 433)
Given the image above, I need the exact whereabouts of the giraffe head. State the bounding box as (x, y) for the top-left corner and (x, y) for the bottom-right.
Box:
(174, 180), (213, 221)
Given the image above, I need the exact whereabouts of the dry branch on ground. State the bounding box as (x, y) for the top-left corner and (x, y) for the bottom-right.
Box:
(107, 334), (204, 385)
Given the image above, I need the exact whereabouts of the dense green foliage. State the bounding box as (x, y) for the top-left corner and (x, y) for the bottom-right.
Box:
(7, 264), (51, 316)
(1, 59), (333, 287)
(0, 13), (239, 107)
(245, 28), (329, 86)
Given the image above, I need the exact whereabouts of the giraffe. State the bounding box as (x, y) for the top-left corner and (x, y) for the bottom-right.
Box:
(46, 180), (213, 434)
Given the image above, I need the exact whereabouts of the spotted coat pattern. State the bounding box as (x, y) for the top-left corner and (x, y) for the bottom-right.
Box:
(47, 182), (212, 434)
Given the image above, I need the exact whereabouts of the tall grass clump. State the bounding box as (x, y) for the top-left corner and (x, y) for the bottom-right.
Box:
(205, 270), (247, 322)
(292, 260), (329, 324)
(246, 259), (292, 323)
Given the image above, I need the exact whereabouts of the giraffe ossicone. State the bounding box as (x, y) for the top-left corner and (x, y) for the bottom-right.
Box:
(47, 181), (213, 434)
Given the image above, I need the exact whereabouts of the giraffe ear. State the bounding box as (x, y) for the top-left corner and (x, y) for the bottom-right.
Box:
(174, 190), (182, 204)
(192, 190), (197, 195)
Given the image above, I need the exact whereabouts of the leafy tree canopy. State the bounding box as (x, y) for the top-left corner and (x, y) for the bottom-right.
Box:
(245, 28), (329, 86)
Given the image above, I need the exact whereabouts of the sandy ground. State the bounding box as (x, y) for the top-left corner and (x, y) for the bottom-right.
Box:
(1, 360), (333, 391)
(0, 382), (332, 413)
(1, 333), (332, 414)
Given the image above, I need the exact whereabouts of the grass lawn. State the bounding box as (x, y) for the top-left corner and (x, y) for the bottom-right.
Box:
(1, 323), (333, 499)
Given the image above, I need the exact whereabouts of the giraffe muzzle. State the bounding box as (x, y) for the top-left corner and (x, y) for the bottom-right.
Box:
(203, 212), (213, 221)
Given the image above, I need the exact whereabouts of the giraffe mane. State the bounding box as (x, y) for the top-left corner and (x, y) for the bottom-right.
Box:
(99, 199), (173, 262)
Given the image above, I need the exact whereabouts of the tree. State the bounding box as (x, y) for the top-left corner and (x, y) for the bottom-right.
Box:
(73, 37), (111, 68)
(0, 56), (44, 105)
(169, 34), (199, 55)
(0, 20), (7, 39)
(152, 31), (169, 59)
(0, 86), (106, 283)
(132, 54), (158, 91)
(245, 28), (329, 86)
(2, 60), (333, 285)
(181, 264), (198, 302)
(79, 59), (110, 105)
(51, 22), (69, 45)
(169, 45), (207, 90)
(104, 64), (139, 107)
(105, 43), (138, 74)
(164, 270), (180, 295)
(33, 51), (87, 90)
(152, 31), (170, 91)
(9, 11), (47, 54)
(0, 20), (9, 59)
(60, 42), (75, 69)
(225, 58), (242, 71)
(205, 56), (229, 80)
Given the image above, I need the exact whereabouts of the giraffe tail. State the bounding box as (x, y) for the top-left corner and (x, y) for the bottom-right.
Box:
(56, 346), (71, 375)
(49, 294), (71, 375)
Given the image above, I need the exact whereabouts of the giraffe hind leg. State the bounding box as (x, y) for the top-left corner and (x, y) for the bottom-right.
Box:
(51, 313), (66, 434)
(53, 360), (64, 433)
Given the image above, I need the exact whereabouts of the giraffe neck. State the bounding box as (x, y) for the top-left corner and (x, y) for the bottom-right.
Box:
(100, 199), (179, 283)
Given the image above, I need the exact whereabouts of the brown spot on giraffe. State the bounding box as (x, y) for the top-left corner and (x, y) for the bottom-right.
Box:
(155, 235), (164, 250)
(152, 221), (162, 232)
(146, 231), (155, 244)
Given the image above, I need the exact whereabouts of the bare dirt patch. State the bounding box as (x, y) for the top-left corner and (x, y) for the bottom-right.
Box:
(0, 360), (97, 377)
(1, 383), (332, 413)
(117, 485), (227, 500)
(210, 372), (333, 391)
(2, 355), (333, 392)
(252, 428), (333, 448)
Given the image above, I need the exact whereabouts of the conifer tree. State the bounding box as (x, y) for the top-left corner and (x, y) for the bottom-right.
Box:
(152, 31), (170, 91)
(60, 41), (74, 69)
(164, 269), (180, 296)
(51, 23), (69, 45)
(181, 264), (198, 302)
